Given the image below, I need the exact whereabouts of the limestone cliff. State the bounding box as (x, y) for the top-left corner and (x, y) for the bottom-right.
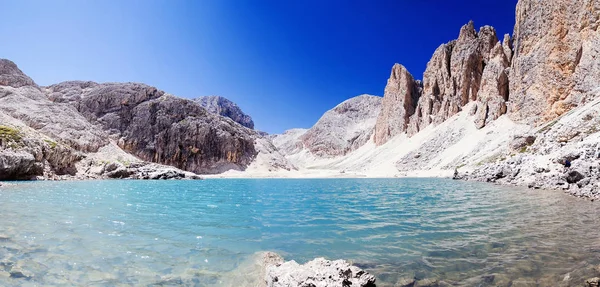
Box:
(46, 81), (259, 174)
(373, 65), (419, 145)
(374, 22), (506, 145)
(508, 0), (600, 124)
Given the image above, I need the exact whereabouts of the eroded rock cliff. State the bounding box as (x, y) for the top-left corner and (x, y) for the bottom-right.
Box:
(46, 82), (259, 174)
(509, 0), (600, 124)
(374, 22), (508, 145)
(374, 65), (419, 145)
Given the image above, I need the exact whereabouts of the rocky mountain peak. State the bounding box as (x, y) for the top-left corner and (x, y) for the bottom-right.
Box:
(194, 96), (255, 129)
(374, 64), (420, 145)
(458, 20), (477, 41)
(0, 59), (37, 88)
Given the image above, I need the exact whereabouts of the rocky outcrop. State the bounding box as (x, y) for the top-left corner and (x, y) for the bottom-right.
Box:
(195, 95), (254, 129)
(0, 119), (83, 180)
(265, 257), (376, 287)
(46, 81), (258, 174)
(459, 92), (600, 199)
(374, 65), (419, 145)
(0, 59), (36, 88)
(0, 150), (42, 180)
(509, 0), (600, 124)
(0, 66), (108, 153)
(407, 22), (501, 136)
(474, 42), (510, 128)
(303, 95), (382, 156)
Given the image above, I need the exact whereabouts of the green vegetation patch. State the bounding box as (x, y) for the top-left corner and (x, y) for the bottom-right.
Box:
(44, 139), (58, 149)
(0, 125), (22, 142)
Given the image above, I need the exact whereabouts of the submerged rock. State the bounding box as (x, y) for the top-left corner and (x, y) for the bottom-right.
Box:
(396, 277), (416, 287)
(265, 257), (376, 287)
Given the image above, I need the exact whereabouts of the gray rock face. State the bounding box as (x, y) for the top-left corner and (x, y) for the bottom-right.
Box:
(509, 0), (600, 125)
(0, 68), (108, 153)
(302, 95), (382, 156)
(46, 81), (258, 174)
(0, 150), (42, 180)
(195, 96), (254, 129)
(374, 64), (419, 145)
(0, 59), (36, 88)
(0, 120), (83, 180)
(265, 257), (376, 287)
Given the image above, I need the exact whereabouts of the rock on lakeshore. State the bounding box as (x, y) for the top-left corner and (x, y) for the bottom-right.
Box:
(265, 257), (376, 287)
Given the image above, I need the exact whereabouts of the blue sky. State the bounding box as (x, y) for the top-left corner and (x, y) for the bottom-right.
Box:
(0, 0), (518, 134)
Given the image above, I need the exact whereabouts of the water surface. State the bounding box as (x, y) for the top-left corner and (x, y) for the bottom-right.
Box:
(1, 179), (599, 286)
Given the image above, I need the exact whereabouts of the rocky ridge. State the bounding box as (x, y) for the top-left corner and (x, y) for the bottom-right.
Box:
(0, 59), (289, 179)
(373, 21), (511, 145)
(46, 81), (259, 174)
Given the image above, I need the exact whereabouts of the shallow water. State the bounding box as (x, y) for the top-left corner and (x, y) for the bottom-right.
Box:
(1, 179), (600, 286)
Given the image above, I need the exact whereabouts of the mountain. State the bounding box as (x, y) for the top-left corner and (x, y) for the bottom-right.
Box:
(194, 96), (254, 129)
(266, 0), (600, 198)
(1, 0), (598, 198)
(0, 60), (293, 179)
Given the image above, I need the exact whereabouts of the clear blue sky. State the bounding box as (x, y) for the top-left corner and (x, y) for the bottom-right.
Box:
(0, 0), (518, 134)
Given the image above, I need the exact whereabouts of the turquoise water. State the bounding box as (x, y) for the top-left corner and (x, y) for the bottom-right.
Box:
(1, 179), (600, 286)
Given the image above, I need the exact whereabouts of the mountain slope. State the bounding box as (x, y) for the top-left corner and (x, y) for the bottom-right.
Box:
(301, 95), (382, 157)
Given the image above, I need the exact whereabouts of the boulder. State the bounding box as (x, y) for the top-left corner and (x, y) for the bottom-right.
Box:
(566, 170), (585, 184)
(415, 278), (439, 287)
(0, 150), (43, 180)
(509, 135), (537, 151)
(265, 257), (376, 287)
(396, 277), (416, 287)
(586, 277), (600, 287)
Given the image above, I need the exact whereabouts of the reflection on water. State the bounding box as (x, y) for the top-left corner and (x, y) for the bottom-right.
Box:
(1, 179), (599, 286)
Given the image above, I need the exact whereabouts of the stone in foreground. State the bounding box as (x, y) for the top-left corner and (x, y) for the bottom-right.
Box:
(265, 257), (376, 287)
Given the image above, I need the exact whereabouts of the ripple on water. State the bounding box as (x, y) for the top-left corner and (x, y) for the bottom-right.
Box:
(1, 179), (600, 286)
